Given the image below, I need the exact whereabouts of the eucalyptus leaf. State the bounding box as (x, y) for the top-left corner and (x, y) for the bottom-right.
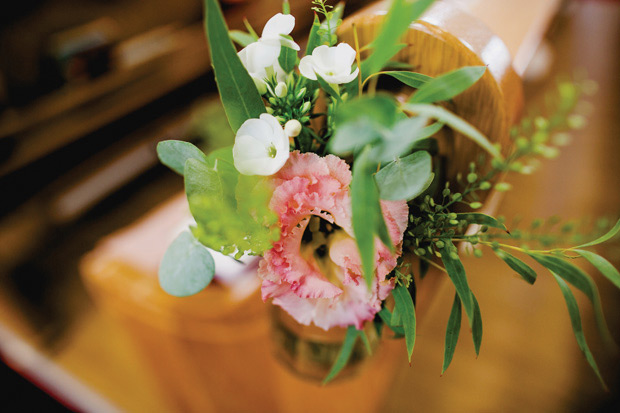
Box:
(378, 308), (405, 336)
(328, 119), (382, 156)
(471, 293), (482, 356)
(391, 302), (402, 326)
(455, 213), (508, 232)
(495, 249), (537, 284)
(402, 103), (503, 160)
(278, 45), (297, 73)
(552, 273), (607, 389)
(316, 75), (342, 102)
(575, 218), (620, 248)
(334, 95), (399, 127)
(383, 71), (432, 89)
(204, 0), (265, 132)
(351, 147), (393, 288)
(323, 326), (359, 384)
(375, 151), (433, 201)
(159, 231), (215, 297)
(229, 30), (256, 48)
(441, 241), (475, 327)
(575, 249), (620, 290)
(157, 140), (209, 176)
(306, 15), (322, 54)
(392, 284), (417, 362)
(531, 253), (615, 349)
(410, 66), (486, 103)
(184, 158), (222, 199)
(361, 0), (435, 79)
(442, 293), (461, 374)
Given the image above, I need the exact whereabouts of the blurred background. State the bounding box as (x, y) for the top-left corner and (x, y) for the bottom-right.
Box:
(0, 0), (619, 411)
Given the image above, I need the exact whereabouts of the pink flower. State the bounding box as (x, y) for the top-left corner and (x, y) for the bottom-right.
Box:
(258, 151), (409, 330)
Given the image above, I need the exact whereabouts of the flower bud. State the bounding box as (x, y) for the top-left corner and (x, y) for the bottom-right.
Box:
(495, 182), (512, 192)
(275, 82), (288, 97)
(284, 119), (302, 137)
(479, 181), (491, 190)
(296, 87), (307, 99)
(300, 101), (312, 113)
(469, 202), (482, 209)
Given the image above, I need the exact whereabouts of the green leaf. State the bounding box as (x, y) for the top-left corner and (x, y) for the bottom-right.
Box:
(392, 284), (417, 362)
(455, 213), (508, 232)
(351, 147), (394, 288)
(383, 71), (432, 89)
(442, 293), (462, 374)
(361, 0), (435, 79)
(323, 326), (359, 384)
(441, 241), (475, 327)
(576, 218), (620, 248)
(306, 15), (322, 55)
(391, 303), (402, 326)
(575, 249), (620, 290)
(495, 249), (537, 284)
(229, 30), (256, 47)
(184, 158), (223, 198)
(316, 74), (343, 102)
(282, 0), (290, 14)
(410, 66), (486, 103)
(157, 140), (208, 175)
(159, 231), (215, 297)
(328, 119), (382, 156)
(531, 253), (615, 349)
(552, 273), (607, 389)
(375, 151), (433, 201)
(278, 45), (297, 73)
(359, 330), (373, 355)
(402, 103), (503, 161)
(204, 0), (265, 132)
(471, 293), (483, 356)
(334, 95), (399, 127)
(378, 308), (405, 336)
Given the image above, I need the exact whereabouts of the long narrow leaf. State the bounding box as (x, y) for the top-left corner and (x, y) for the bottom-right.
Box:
(378, 308), (405, 336)
(392, 284), (417, 363)
(441, 241), (475, 327)
(471, 293), (483, 356)
(410, 66), (486, 103)
(576, 218), (620, 248)
(495, 249), (537, 284)
(204, 0), (265, 132)
(455, 213), (508, 232)
(306, 14), (322, 54)
(442, 293), (462, 374)
(323, 326), (359, 384)
(531, 253), (616, 349)
(383, 71), (432, 89)
(552, 273), (607, 389)
(575, 249), (620, 290)
(361, 0), (435, 79)
(402, 103), (503, 161)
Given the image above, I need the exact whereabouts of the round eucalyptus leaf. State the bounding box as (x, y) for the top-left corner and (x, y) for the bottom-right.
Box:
(159, 231), (215, 297)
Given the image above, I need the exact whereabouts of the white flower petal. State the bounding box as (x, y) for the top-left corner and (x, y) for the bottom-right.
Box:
(298, 55), (317, 80)
(339, 67), (360, 84)
(262, 13), (295, 38)
(233, 114), (290, 176)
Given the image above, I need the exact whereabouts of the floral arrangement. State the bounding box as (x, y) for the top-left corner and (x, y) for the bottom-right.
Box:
(156, 0), (620, 385)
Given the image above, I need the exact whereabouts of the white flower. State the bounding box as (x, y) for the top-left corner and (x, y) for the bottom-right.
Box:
(237, 13), (300, 92)
(284, 119), (302, 137)
(274, 82), (288, 97)
(299, 43), (359, 85)
(233, 114), (290, 176)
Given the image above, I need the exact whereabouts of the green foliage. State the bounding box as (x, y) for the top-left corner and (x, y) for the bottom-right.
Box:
(323, 326), (360, 384)
(441, 240), (475, 327)
(204, 0), (265, 132)
(575, 249), (620, 290)
(316, 74), (343, 102)
(229, 30), (256, 47)
(185, 148), (279, 258)
(157, 140), (209, 176)
(361, 0), (435, 79)
(552, 273), (607, 389)
(375, 151), (433, 201)
(471, 293), (482, 356)
(351, 147), (394, 288)
(279, 45), (297, 74)
(576, 218), (620, 248)
(306, 15), (322, 55)
(378, 307), (405, 337)
(530, 253), (615, 349)
(442, 293), (461, 374)
(409, 66), (486, 103)
(382, 71), (432, 89)
(392, 284), (417, 362)
(159, 231), (215, 297)
(402, 103), (503, 161)
(494, 249), (537, 284)
(455, 213), (508, 232)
